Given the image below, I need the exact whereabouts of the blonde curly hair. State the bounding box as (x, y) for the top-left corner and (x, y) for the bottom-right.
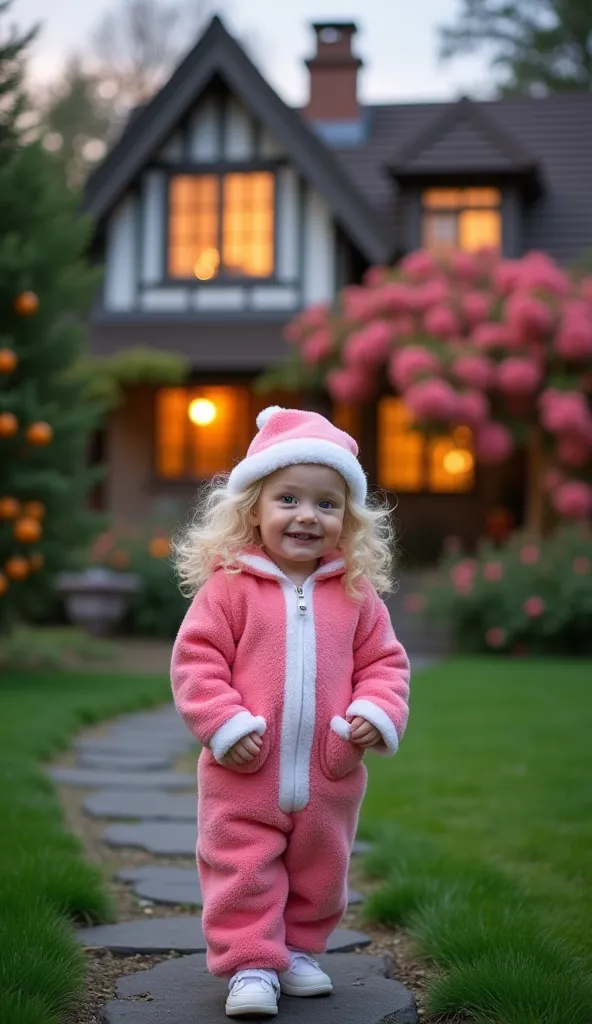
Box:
(174, 470), (396, 599)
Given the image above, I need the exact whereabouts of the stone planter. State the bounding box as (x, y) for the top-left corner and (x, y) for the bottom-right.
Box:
(57, 568), (141, 637)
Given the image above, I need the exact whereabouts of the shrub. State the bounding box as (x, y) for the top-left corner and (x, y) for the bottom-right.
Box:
(411, 525), (592, 655)
(88, 521), (189, 639)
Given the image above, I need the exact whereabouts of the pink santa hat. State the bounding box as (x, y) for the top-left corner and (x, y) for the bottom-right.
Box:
(227, 406), (368, 504)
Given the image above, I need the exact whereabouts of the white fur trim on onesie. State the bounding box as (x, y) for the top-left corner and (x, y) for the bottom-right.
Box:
(346, 698), (399, 755)
(209, 711), (267, 763)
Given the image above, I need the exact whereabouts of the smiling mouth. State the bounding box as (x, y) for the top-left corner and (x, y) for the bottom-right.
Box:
(285, 532), (321, 542)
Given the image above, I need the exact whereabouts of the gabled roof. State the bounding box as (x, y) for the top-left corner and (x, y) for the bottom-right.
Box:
(83, 16), (392, 264)
(388, 97), (540, 186)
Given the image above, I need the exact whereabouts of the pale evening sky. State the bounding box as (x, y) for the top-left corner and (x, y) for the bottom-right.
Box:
(16, 0), (493, 104)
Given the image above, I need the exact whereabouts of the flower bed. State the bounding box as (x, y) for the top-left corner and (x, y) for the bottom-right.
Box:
(408, 525), (592, 654)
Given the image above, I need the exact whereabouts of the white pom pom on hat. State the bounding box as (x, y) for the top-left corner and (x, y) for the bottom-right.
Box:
(256, 405), (284, 430)
(227, 406), (367, 503)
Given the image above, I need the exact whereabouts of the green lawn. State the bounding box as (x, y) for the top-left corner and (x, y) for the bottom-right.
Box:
(0, 668), (171, 1024)
(360, 657), (592, 1023)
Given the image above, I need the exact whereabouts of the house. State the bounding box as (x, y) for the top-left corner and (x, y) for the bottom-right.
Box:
(83, 15), (592, 559)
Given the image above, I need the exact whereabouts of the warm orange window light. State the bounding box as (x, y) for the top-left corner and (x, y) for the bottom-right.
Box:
(155, 386), (251, 479)
(422, 187), (502, 254)
(169, 175), (220, 279)
(378, 398), (475, 493)
(223, 173), (274, 277)
(168, 172), (274, 279)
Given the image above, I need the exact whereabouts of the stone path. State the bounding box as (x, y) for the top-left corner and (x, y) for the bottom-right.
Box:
(56, 703), (418, 1022)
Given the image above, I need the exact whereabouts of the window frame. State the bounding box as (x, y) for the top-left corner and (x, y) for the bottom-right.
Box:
(420, 186), (502, 254)
(165, 164), (279, 285)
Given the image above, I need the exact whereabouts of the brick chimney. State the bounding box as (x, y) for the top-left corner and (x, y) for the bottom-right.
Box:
(305, 22), (362, 122)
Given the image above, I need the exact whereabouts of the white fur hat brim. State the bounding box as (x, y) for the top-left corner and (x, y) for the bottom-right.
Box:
(227, 435), (367, 504)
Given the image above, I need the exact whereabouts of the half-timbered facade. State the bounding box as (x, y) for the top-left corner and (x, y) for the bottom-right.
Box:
(83, 16), (592, 556)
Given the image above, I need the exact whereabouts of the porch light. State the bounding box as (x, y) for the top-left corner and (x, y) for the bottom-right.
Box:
(188, 398), (217, 426)
(443, 448), (474, 475)
(194, 247), (220, 281)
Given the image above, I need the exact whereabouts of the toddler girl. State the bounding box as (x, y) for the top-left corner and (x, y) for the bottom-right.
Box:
(171, 406), (410, 1018)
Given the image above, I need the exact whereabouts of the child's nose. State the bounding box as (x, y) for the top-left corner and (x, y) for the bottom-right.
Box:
(296, 505), (317, 522)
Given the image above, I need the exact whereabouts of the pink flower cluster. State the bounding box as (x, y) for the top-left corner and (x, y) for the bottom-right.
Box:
(284, 247), (592, 524)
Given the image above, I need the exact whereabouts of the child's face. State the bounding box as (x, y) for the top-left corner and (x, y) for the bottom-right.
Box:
(250, 464), (347, 578)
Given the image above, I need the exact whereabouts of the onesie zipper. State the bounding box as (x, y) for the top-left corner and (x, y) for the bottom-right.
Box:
(278, 579), (317, 814)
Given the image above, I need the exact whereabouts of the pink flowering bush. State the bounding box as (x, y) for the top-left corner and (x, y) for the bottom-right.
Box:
(275, 249), (592, 530)
(414, 526), (592, 654)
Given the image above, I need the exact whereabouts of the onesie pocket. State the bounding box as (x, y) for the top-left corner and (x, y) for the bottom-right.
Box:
(320, 717), (365, 780)
(206, 724), (273, 776)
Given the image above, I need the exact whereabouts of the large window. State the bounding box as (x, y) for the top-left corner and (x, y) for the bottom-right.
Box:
(168, 172), (275, 280)
(155, 387), (300, 480)
(422, 187), (501, 254)
(155, 386), (252, 479)
(334, 399), (475, 494)
(378, 398), (474, 493)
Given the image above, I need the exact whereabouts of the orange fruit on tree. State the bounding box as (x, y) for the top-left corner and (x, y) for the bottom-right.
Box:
(26, 421), (53, 446)
(0, 572), (8, 596)
(14, 517), (42, 543)
(5, 556), (29, 580)
(13, 291), (39, 316)
(30, 552), (45, 571)
(0, 348), (17, 373)
(23, 501), (45, 519)
(0, 412), (18, 437)
(0, 497), (20, 519)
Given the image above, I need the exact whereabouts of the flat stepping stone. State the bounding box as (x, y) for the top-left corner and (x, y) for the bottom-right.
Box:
(77, 917), (370, 956)
(103, 822), (369, 858)
(84, 790), (196, 820)
(103, 822), (198, 855)
(103, 952), (418, 1023)
(75, 735), (194, 756)
(76, 752), (175, 771)
(50, 768), (194, 791)
(115, 866), (365, 908)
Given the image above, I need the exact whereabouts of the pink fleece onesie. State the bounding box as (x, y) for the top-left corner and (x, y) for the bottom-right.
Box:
(171, 547), (410, 977)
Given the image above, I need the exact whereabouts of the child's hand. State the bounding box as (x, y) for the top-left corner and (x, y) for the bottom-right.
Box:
(348, 716), (381, 748)
(221, 731), (263, 768)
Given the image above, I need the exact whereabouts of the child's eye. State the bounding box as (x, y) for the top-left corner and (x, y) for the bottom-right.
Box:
(319, 500), (335, 509)
(279, 494), (296, 504)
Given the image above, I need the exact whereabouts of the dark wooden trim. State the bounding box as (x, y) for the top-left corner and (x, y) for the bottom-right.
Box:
(82, 15), (390, 263)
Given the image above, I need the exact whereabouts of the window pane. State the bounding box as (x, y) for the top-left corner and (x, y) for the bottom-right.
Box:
(188, 385), (251, 477)
(428, 433), (475, 492)
(459, 209), (501, 252)
(155, 386), (251, 479)
(378, 397), (424, 492)
(423, 211), (457, 253)
(168, 175), (220, 279)
(155, 389), (188, 478)
(333, 402), (361, 442)
(462, 187), (501, 208)
(222, 172), (274, 277)
(423, 189), (463, 209)
(423, 187), (501, 210)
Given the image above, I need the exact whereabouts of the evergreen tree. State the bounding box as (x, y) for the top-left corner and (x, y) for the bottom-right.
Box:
(0, 5), (102, 633)
(439, 0), (592, 95)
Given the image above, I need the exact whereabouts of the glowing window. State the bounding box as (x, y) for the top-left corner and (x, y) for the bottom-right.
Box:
(155, 386), (251, 479)
(422, 187), (502, 254)
(168, 172), (275, 279)
(378, 398), (474, 493)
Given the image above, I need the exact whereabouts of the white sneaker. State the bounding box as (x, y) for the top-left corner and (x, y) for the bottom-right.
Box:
(279, 951), (333, 997)
(225, 968), (280, 1017)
